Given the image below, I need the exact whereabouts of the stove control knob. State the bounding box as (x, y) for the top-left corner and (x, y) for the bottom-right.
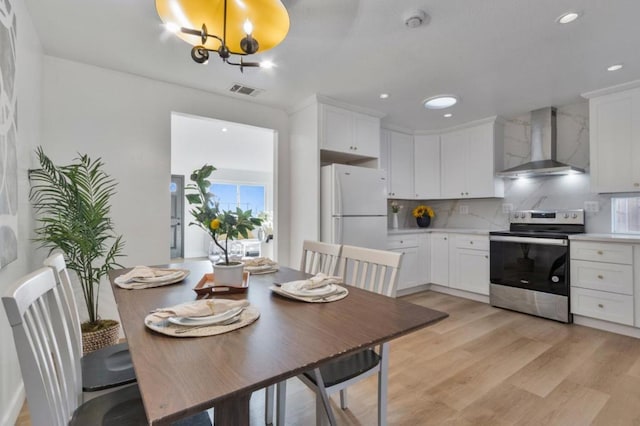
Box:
(564, 213), (569, 218)
(572, 213), (578, 219)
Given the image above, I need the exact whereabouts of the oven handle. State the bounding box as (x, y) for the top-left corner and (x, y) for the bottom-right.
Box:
(489, 235), (568, 246)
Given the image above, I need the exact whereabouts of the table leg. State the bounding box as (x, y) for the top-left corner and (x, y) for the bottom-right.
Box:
(214, 394), (250, 426)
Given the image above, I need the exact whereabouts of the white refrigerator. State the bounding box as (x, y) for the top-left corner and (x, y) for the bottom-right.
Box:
(321, 164), (388, 250)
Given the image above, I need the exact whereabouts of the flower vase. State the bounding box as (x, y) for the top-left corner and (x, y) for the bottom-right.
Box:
(416, 216), (431, 228)
(392, 212), (399, 229)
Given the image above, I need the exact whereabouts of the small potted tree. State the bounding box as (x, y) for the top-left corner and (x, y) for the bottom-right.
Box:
(29, 147), (125, 353)
(185, 164), (262, 285)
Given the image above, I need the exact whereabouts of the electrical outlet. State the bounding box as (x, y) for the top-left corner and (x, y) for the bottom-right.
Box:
(584, 201), (599, 212)
(459, 205), (469, 215)
(502, 203), (513, 213)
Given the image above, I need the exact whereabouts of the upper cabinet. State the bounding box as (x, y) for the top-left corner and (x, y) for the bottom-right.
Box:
(414, 135), (441, 199)
(382, 129), (414, 199)
(319, 103), (381, 160)
(440, 119), (504, 199)
(584, 82), (640, 193)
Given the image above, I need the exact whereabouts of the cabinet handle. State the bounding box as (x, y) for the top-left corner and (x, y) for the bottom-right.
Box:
(444, 237), (447, 240)
(597, 250), (603, 255)
(470, 241), (474, 245)
(598, 303), (604, 308)
(484, 255), (488, 259)
(597, 274), (604, 279)
(461, 192), (464, 196)
(465, 192), (469, 196)
(635, 183), (640, 187)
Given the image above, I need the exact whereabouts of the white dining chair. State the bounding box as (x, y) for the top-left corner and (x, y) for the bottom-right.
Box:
(2, 267), (211, 426)
(299, 240), (343, 275)
(297, 245), (402, 426)
(265, 240), (342, 425)
(43, 252), (137, 393)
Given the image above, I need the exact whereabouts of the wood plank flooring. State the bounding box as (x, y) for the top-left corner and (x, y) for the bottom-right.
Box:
(16, 291), (640, 425)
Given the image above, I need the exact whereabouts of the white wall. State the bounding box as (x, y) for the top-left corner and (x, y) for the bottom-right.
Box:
(0, 0), (42, 423)
(40, 55), (291, 328)
(170, 113), (275, 259)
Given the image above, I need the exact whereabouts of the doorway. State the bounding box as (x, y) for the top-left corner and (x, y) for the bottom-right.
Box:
(170, 175), (184, 259)
(170, 113), (277, 261)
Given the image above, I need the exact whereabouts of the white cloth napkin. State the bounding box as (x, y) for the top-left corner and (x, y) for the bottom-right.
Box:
(149, 299), (249, 321)
(282, 273), (343, 290)
(243, 257), (277, 267)
(118, 266), (177, 283)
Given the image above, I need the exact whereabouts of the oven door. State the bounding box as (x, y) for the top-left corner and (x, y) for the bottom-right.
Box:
(489, 235), (569, 296)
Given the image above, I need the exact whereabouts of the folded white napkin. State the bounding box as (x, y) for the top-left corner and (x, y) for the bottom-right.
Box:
(150, 299), (249, 321)
(118, 266), (177, 283)
(243, 257), (277, 267)
(282, 273), (343, 290)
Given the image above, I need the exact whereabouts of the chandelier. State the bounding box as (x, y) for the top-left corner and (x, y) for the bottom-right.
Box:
(156, 0), (290, 71)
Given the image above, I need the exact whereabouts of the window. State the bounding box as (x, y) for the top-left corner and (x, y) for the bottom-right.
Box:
(210, 183), (265, 214)
(612, 197), (640, 234)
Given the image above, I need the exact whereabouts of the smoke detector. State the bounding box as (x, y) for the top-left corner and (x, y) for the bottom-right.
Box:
(404, 10), (429, 28)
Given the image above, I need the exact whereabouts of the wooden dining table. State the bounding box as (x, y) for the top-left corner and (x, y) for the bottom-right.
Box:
(109, 260), (448, 425)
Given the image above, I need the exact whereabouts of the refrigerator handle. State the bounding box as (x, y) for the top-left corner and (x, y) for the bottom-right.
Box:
(334, 217), (343, 244)
(335, 170), (343, 216)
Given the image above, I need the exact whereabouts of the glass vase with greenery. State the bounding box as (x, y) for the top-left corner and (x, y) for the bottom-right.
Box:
(29, 147), (125, 332)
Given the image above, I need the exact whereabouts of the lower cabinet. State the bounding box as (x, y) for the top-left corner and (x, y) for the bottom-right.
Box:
(570, 240), (636, 326)
(388, 233), (430, 292)
(430, 233), (450, 286)
(449, 234), (490, 295)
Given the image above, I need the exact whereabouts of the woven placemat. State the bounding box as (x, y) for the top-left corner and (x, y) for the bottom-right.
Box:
(269, 285), (349, 303)
(115, 269), (190, 290)
(144, 306), (260, 337)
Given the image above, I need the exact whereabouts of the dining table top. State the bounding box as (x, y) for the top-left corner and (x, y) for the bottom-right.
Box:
(109, 260), (448, 425)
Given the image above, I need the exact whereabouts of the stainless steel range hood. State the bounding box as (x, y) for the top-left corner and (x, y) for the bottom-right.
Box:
(496, 107), (585, 178)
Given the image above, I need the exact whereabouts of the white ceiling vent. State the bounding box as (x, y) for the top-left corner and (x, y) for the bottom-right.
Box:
(228, 83), (263, 97)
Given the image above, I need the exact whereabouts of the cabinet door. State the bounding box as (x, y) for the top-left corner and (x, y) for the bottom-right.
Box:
(414, 135), (441, 198)
(353, 113), (380, 158)
(418, 234), (431, 284)
(320, 104), (353, 154)
(389, 131), (414, 199)
(430, 233), (449, 286)
(393, 247), (419, 291)
(380, 130), (391, 195)
(440, 129), (467, 198)
(465, 122), (497, 198)
(589, 89), (640, 193)
(451, 248), (490, 295)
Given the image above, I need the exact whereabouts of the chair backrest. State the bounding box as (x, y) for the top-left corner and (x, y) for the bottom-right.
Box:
(2, 267), (81, 426)
(299, 240), (342, 275)
(337, 245), (402, 297)
(43, 253), (83, 399)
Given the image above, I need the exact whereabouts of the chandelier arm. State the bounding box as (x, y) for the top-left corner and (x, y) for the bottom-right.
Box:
(180, 27), (223, 44)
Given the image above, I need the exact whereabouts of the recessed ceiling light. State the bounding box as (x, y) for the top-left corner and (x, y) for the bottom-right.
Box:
(607, 64), (624, 72)
(380, 93), (390, 99)
(423, 95), (458, 110)
(444, 113), (453, 118)
(222, 127), (228, 132)
(556, 11), (580, 24)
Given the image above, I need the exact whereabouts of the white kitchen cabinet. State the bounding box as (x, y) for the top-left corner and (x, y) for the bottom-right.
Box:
(385, 129), (415, 199)
(418, 233), (431, 284)
(584, 84), (640, 193)
(449, 234), (490, 295)
(387, 234), (420, 291)
(570, 240), (635, 326)
(320, 103), (380, 159)
(430, 232), (449, 286)
(414, 135), (441, 199)
(440, 119), (504, 199)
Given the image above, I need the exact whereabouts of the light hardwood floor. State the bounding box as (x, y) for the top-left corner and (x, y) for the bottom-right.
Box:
(17, 291), (640, 425)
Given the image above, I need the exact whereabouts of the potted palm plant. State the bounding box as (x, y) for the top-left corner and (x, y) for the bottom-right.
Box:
(185, 164), (262, 285)
(29, 147), (125, 353)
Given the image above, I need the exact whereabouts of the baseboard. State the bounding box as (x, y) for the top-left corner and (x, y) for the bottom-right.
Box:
(2, 382), (25, 426)
(573, 315), (640, 339)
(396, 283), (430, 297)
(429, 284), (490, 304)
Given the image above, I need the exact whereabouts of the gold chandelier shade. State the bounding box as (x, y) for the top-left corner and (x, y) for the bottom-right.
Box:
(156, 0), (290, 54)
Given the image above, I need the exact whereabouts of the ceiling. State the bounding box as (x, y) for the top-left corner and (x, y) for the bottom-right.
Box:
(24, 0), (640, 131)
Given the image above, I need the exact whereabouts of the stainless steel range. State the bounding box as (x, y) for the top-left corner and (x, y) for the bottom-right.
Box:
(489, 209), (585, 323)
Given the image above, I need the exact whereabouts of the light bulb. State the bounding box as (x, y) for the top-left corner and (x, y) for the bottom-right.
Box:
(260, 60), (275, 69)
(165, 22), (180, 33)
(243, 19), (253, 35)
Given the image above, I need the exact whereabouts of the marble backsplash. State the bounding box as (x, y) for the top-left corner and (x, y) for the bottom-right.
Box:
(390, 101), (613, 233)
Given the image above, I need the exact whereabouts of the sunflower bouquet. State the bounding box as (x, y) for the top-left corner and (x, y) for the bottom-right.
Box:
(412, 205), (435, 218)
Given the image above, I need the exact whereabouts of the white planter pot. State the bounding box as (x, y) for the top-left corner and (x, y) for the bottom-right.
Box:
(213, 261), (244, 285)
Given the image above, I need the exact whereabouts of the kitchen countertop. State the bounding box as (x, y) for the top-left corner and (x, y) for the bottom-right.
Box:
(569, 233), (640, 244)
(388, 228), (491, 236)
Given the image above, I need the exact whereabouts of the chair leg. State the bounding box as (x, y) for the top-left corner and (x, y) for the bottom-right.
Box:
(276, 380), (287, 425)
(339, 389), (348, 409)
(378, 343), (390, 426)
(265, 385), (274, 425)
(312, 368), (337, 426)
